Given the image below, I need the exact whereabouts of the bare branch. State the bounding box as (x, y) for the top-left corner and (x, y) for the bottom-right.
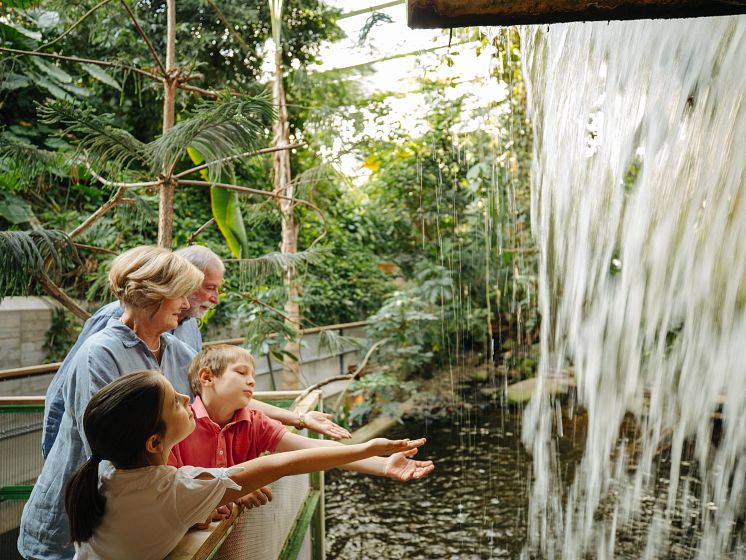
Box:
(36, 274), (90, 321)
(174, 142), (306, 179)
(177, 83), (218, 98)
(292, 339), (388, 408)
(86, 163), (161, 189)
(205, 0), (251, 52)
(73, 243), (117, 255)
(0, 47), (161, 81)
(187, 218), (215, 245)
(118, 0), (167, 76)
(68, 186), (127, 240)
(34, 0), (115, 52)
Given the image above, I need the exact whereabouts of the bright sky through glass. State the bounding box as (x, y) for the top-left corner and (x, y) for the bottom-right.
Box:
(310, 1), (509, 179)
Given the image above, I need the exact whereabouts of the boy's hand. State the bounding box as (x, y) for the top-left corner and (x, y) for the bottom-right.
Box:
(303, 411), (351, 439)
(383, 448), (435, 481)
(236, 486), (273, 509)
(368, 437), (427, 456)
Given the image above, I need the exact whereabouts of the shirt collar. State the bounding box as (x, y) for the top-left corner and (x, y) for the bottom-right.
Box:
(106, 317), (142, 348)
(192, 395), (252, 426)
(106, 317), (169, 350)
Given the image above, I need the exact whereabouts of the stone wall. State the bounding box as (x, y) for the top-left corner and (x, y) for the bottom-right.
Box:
(0, 297), (62, 370)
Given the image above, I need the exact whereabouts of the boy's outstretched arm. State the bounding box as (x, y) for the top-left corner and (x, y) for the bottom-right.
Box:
(219, 438), (426, 506)
(275, 432), (435, 482)
(248, 400), (351, 439)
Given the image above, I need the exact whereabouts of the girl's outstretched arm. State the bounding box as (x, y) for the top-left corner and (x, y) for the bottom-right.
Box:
(218, 438), (426, 506)
(275, 431), (435, 481)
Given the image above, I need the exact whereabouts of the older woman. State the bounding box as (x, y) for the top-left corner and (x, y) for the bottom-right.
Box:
(40, 245), (224, 458)
(18, 246), (203, 560)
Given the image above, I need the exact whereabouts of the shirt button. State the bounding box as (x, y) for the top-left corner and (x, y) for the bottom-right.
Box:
(219, 450), (224, 455)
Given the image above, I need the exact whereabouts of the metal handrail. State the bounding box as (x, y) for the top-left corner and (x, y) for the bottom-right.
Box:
(0, 321), (368, 381)
(1, 391), (326, 560)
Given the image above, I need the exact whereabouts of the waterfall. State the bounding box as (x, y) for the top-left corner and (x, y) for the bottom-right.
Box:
(521, 16), (746, 559)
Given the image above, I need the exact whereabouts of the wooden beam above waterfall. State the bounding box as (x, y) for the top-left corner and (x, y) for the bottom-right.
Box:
(407, 0), (746, 28)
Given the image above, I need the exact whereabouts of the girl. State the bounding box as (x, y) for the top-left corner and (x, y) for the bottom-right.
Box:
(65, 370), (427, 560)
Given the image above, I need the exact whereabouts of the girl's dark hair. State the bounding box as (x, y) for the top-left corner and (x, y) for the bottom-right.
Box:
(65, 370), (168, 543)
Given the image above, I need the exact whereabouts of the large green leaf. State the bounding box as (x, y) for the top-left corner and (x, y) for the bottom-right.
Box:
(81, 63), (121, 91)
(186, 146), (249, 258)
(0, 192), (32, 224)
(0, 19), (41, 42)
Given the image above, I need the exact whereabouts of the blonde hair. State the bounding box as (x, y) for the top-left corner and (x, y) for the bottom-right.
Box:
(108, 246), (204, 311)
(188, 344), (256, 395)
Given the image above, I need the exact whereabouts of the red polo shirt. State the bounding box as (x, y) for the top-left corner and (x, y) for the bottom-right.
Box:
(168, 396), (286, 468)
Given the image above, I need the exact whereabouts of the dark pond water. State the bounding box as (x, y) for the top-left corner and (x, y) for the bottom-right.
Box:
(324, 400), (587, 559)
(324, 397), (732, 559)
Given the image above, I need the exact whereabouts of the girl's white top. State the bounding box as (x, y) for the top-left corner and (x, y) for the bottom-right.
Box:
(74, 461), (242, 560)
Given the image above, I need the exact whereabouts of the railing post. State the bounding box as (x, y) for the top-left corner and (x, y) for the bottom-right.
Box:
(310, 398), (326, 560)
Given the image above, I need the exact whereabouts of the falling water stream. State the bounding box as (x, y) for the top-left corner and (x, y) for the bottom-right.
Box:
(327, 14), (744, 560)
(522, 16), (746, 560)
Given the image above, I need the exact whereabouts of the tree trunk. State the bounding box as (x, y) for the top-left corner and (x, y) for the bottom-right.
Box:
(272, 47), (302, 390)
(157, 0), (177, 248)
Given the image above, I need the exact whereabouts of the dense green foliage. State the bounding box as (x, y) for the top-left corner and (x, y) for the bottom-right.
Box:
(328, 29), (538, 378)
(1, 4), (537, 381)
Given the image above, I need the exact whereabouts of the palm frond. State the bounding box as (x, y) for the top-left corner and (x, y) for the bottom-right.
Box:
(37, 100), (149, 172)
(318, 329), (366, 356)
(236, 248), (323, 287)
(0, 131), (70, 189)
(149, 93), (274, 181)
(242, 200), (281, 229)
(85, 254), (115, 302)
(291, 162), (341, 201)
(115, 193), (157, 233)
(0, 229), (78, 298)
(243, 312), (298, 358)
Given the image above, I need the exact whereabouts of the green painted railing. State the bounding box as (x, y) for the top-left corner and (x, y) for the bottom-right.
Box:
(0, 392), (326, 560)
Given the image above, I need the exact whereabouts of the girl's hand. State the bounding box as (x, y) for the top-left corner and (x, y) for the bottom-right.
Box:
(382, 448), (435, 481)
(367, 437), (427, 456)
(303, 411), (352, 440)
(236, 486), (273, 509)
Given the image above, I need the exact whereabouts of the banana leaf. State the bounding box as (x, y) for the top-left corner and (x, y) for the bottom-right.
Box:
(186, 147), (249, 258)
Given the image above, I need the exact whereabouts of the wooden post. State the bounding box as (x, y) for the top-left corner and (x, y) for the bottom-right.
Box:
(272, 44), (302, 390)
(407, 0), (746, 28)
(158, 0), (178, 248)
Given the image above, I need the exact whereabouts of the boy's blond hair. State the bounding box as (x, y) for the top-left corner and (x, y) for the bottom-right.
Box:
(188, 344), (256, 396)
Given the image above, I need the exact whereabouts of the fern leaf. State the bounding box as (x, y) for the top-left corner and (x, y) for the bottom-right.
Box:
(37, 100), (149, 172)
(0, 229), (77, 298)
(149, 93), (274, 181)
(236, 248), (323, 287)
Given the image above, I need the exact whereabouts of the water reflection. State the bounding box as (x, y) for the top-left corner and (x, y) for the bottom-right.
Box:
(326, 405), (585, 559)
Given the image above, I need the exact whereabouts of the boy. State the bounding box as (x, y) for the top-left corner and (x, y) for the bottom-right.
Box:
(169, 345), (434, 511)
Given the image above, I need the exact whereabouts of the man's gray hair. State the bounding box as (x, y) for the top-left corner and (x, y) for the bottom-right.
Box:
(174, 245), (225, 273)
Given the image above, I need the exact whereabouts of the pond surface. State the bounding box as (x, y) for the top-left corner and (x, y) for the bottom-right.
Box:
(325, 401), (587, 559)
(324, 397), (725, 559)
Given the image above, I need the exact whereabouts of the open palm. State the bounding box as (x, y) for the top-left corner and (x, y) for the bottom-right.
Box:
(383, 448), (435, 481)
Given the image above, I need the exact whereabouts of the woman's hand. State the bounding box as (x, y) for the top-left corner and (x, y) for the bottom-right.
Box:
(367, 437), (427, 456)
(382, 448), (435, 481)
(235, 486), (273, 509)
(303, 411), (351, 440)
